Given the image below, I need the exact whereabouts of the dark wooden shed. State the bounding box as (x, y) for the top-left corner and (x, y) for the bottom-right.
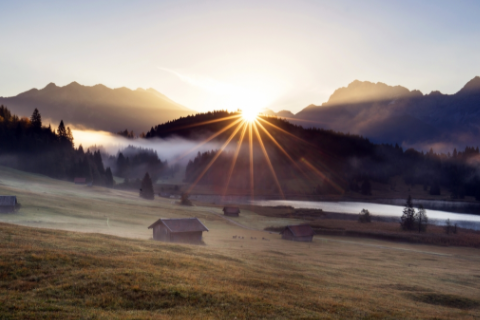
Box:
(282, 224), (314, 242)
(223, 206), (240, 217)
(148, 218), (209, 244)
(74, 177), (87, 185)
(0, 196), (17, 213)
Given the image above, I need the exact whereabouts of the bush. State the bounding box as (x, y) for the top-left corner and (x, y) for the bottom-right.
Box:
(400, 195), (416, 231)
(358, 209), (371, 223)
(180, 193), (192, 206)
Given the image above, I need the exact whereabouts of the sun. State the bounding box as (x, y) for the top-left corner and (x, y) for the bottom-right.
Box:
(241, 108), (259, 122)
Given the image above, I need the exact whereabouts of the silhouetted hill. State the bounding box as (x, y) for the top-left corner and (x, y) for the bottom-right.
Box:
(293, 77), (480, 150)
(145, 111), (480, 200)
(0, 82), (194, 133)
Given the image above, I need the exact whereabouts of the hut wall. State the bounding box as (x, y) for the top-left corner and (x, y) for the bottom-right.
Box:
(0, 206), (15, 214)
(153, 224), (169, 241)
(282, 229), (294, 241)
(291, 235), (313, 242)
(170, 231), (203, 244)
(224, 212), (239, 217)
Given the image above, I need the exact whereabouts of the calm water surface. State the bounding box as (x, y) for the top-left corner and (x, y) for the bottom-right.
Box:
(252, 200), (480, 226)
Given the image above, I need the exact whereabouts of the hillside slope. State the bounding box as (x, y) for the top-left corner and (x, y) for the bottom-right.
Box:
(0, 165), (479, 319)
(0, 82), (194, 133)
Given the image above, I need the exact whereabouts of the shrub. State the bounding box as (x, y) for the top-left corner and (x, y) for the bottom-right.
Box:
(400, 195), (416, 231)
(358, 209), (372, 223)
(180, 193), (192, 206)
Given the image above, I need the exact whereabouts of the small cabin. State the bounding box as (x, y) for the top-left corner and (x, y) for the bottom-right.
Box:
(0, 196), (17, 213)
(74, 177), (87, 185)
(223, 206), (240, 217)
(282, 224), (314, 242)
(148, 218), (209, 244)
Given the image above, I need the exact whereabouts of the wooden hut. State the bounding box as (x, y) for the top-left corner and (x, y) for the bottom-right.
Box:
(223, 206), (240, 217)
(282, 224), (314, 242)
(148, 218), (209, 244)
(0, 196), (17, 213)
(74, 177), (87, 185)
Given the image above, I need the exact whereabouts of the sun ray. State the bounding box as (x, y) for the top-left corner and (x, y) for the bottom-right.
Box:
(249, 122), (254, 201)
(165, 114), (242, 132)
(186, 121), (245, 194)
(222, 122), (248, 199)
(301, 158), (344, 194)
(258, 116), (340, 162)
(257, 117), (312, 146)
(171, 117), (244, 164)
(252, 121), (285, 199)
(255, 120), (311, 180)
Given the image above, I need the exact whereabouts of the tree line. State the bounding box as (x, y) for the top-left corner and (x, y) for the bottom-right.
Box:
(164, 111), (480, 200)
(0, 106), (112, 187)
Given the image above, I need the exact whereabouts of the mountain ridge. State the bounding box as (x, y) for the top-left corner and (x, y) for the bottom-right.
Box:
(0, 82), (194, 133)
(292, 77), (480, 150)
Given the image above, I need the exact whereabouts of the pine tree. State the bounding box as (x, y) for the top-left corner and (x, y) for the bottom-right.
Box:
(30, 108), (42, 129)
(93, 150), (105, 174)
(429, 181), (441, 195)
(400, 195), (416, 230)
(139, 172), (154, 200)
(415, 204), (428, 232)
(105, 167), (114, 188)
(361, 179), (372, 195)
(66, 127), (74, 143)
(57, 120), (67, 138)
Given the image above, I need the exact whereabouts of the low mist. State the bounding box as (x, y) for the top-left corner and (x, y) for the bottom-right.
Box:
(71, 128), (225, 163)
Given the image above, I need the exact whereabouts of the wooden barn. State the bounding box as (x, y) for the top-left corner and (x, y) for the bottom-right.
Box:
(148, 218), (209, 244)
(74, 177), (87, 185)
(282, 224), (314, 242)
(223, 206), (240, 217)
(0, 196), (17, 213)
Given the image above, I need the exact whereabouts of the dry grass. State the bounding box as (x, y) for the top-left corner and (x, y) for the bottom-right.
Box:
(1, 166), (480, 318)
(1, 222), (480, 319)
(308, 220), (480, 248)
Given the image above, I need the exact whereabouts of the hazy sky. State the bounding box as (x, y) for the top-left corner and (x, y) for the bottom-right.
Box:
(1, 0), (479, 113)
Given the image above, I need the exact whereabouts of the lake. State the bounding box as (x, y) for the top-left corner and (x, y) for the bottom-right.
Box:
(252, 200), (480, 228)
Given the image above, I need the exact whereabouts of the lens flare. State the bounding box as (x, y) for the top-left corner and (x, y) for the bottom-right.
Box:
(242, 108), (259, 122)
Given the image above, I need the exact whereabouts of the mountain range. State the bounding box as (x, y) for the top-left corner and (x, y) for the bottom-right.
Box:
(290, 77), (480, 150)
(0, 82), (193, 133)
(2, 77), (480, 150)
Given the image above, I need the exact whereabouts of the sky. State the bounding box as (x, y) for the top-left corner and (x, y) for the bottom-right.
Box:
(1, 0), (480, 114)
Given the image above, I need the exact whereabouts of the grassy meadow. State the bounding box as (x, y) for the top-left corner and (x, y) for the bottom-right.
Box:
(1, 166), (480, 319)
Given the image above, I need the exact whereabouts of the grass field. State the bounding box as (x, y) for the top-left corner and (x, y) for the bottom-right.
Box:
(1, 166), (480, 319)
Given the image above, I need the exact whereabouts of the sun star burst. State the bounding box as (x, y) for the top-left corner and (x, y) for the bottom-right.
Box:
(242, 109), (259, 122)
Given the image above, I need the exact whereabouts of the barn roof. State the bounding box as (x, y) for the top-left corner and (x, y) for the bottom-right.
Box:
(0, 196), (17, 206)
(285, 224), (314, 237)
(223, 206), (240, 214)
(148, 218), (209, 233)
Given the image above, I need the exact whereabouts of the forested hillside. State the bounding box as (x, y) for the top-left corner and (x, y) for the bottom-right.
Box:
(148, 111), (480, 200)
(0, 105), (115, 186)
